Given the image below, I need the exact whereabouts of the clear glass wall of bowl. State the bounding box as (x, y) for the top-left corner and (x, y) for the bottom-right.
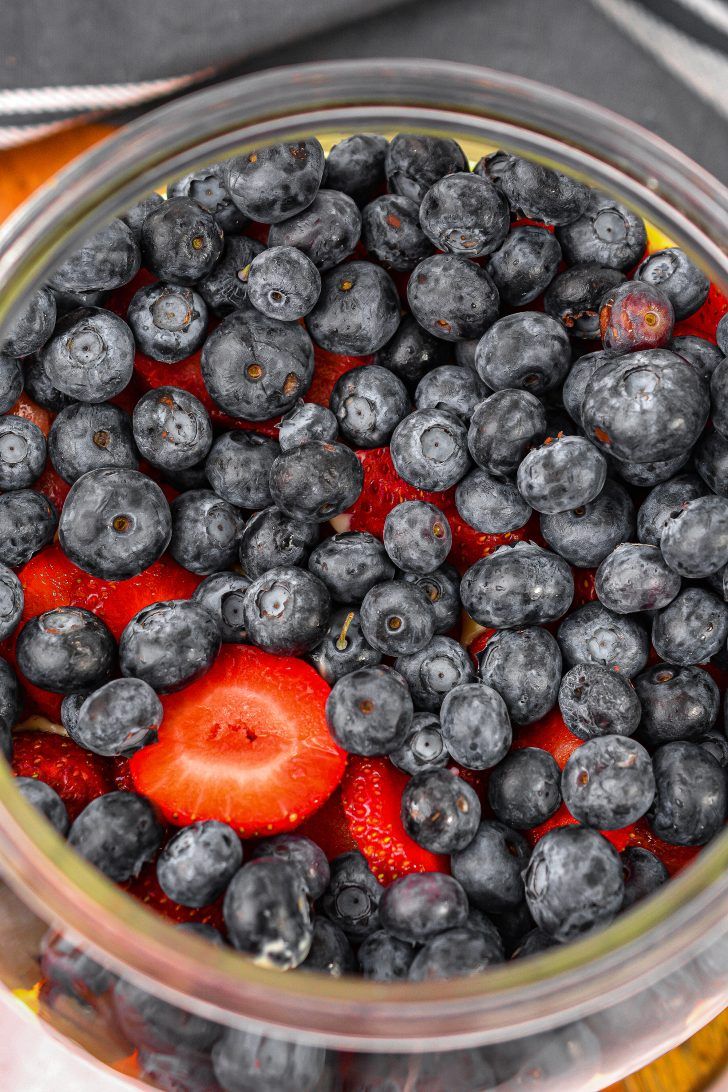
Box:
(0, 60), (726, 1091)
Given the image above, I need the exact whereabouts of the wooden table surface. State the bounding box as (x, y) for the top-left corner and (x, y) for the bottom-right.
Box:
(0, 120), (726, 1092)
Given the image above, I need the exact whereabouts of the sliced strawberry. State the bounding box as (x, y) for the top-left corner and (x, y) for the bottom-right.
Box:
(625, 818), (701, 877)
(296, 786), (357, 860)
(9, 392), (54, 437)
(344, 447), (537, 574)
(112, 756), (134, 792)
(511, 707), (582, 769)
(673, 282), (728, 341)
(523, 802), (634, 852)
(122, 861), (225, 930)
(12, 730), (116, 820)
(341, 756), (449, 885)
(20, 681), (63, 722)
(306, 345), (371, 408)
(129, 646), (345, 837)
(32, 461), (71, 514)
(572, 567), (598, 609)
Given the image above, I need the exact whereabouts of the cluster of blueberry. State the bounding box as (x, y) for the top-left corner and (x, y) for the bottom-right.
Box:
(1, 128), (728, 1071)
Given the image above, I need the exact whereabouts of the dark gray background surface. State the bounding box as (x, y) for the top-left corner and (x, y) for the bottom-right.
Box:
(1, 0), (726, 179)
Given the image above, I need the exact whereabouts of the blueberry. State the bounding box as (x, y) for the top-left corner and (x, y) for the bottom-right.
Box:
(600, 281), (674, 352)
(395, 635), (474, 712)
(357, 929), (415, 981)
(517, 435), (607, 516)
(49, 219), (140, 293)
(556, 194), (647, 270)
(239, 506), (318, 579)
(22, 353), (71, 412)
(243, 566), (330, 655)
(168, 161), (248, 233)
(467, 389), (546, 478)
(562, 349), (620, 428)
(419, 172), (509, 257)
(269, 440), (363, 522)
(170, 489), (244, 575)
(201, 310), (314, 420)
(475, 312), (571, 394)
(408, 925), (504, 980)
(717, 313), (728, 356)
(132, 386), (212, 472)
(512, 929), (559, 959)
(306, 260), (400, 355)
(73, 678), (163, 757)
(380, 872), (469, 943)
(325, 664), (413, 755)
(524, 826), (623, 941)
(120, 192), (164, 241)
(558, 663), (641, 740)
(226, 855), (313, 967)
(269, 189), (361, 272)
(711, 357), (728, 443)
(0, 490), (57, 568)
(308, 532), (394, 602)
(544, 264), (625, 338)
(0, 563), (22, 640)
(361, 194), (434, 271)
(2, 287), (57, 357)
(17, 607), (115, 694)
(461, 542), (573, 628)
(59, 468), (172, 580)
(49, 401), (137, 484)
(212, 1029), (325, 1092)
(451, 821), (530, 912)
(562, 735), (655, 828)
(466, 908), (508, 959)
(53, 287), (108, 314)
(191, 571), (250, 643)
(137, 1049), (219, 1092)
(440, 683), (512, 770)
(401, 563), (460, 634)
(40, 930), (114, 1006)
(330, 363), (409, 447)
(246, 246), (321, 321)
(277, 401), (338, 451)
(415, 365), (489, 420)
(652, 588), (728, 666)
(0, 414), (45, 491)
(300, 917), (356, 977)
(68, 791), (163, 882)
(141, 197), (223, 284)
(478, 626), (562, 725)
(698, 730), (728, 768)
(251, 833), (329, 900)
(671, 335), (724, 381)
(660, 495), (728, 578)
(584, 348), (709, 464)
(482, 152), (590, 225)
(375, 314), (451, 386)
(60, 692), (87, 743)
(389, 712), (449, 774)
(407, 254), (499, 343)
(400, 768), (480, 853)
(620, 846), (668, 910)
(636, 473), (706, 546)
(0, 354), (23, 414)
(0, 657), (18, 751)
(546, 638), (605, 720)
(488, 224), (562, 307)
(695, 427), (728, 497)
(595, 543), (681, 614)
(205, 431), (279, 510)
(120, 599), (221, 693)
(455, 338), (480, 369)
(390, 407), (470, 490)
(41, 307), (135, 403)
(324, 133), (388, 205)
(16, 777), (69, 835)
(127, 282), (208, 363)
(224, 139), (325, 224)
(360, 580), (436, 656)
(634, 663), (718, 745)
(488, 748), (561, 829)
(540, 479), (633, 568)
(197, 234), (265, 314)
(635, 247), (710, 320)
(320, 850), (383, 940)
(615, 452), (693, 490)
(112, 976), (220, 1054)
(383, 499), (450, 575)
(308, 606), (381, 685)
(385, 134), (467, 204)
(649, 742), (726, 845)
(157, 821), (242, 908)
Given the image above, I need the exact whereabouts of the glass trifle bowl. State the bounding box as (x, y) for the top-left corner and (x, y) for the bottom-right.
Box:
(0, 59), (726, 1091)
